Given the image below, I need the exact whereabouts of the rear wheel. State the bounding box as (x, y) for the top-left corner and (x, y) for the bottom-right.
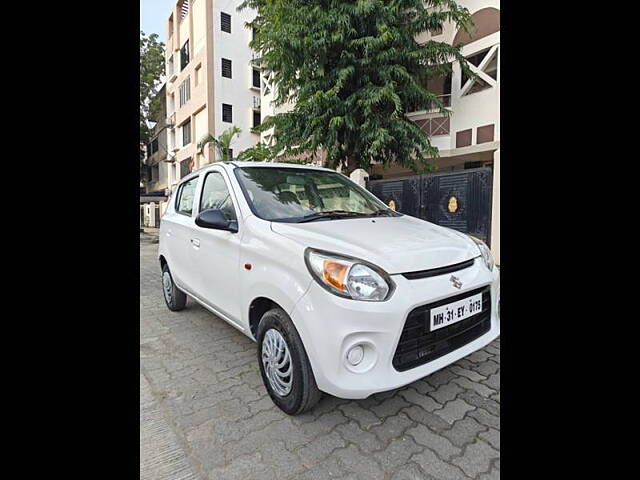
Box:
(161, 263), (187, 311)
(257, 308), (321, 415)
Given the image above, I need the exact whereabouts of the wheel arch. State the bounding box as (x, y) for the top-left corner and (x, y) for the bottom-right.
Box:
(243, 271), (313, 340)
(248, 297), (282, 340)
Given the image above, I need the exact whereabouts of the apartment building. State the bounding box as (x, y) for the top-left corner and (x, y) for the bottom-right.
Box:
(144, 84), (170, 195)
(164, 0), (259, 190)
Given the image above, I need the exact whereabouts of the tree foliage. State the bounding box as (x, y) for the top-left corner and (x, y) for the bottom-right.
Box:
(237, 142), (274, 162)
(240, 0), (473, 174)
(140, 31), (165, 163)
(198, 126), (242, 161)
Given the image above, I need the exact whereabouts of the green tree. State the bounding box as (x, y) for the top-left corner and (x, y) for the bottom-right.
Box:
(140, 31), (165, 167)
(240, 0), (473, 174)
(237, 142), (274, 162)
(198, 126), (242, 161)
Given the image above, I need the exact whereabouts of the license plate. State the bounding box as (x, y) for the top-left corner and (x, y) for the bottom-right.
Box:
(430, 293), (483, 331)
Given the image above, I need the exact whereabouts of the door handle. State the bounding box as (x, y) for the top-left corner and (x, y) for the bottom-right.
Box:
(191, 238), (200, 248)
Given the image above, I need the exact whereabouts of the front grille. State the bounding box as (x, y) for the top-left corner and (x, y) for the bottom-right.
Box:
(402, 258), (476, 280)
(392, 285), (492, 372)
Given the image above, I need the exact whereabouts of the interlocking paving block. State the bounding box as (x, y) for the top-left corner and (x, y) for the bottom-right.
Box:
(474, 359), (500, 377)
(399, 387), (443, 412)
(411, 448), (471, 480)
(452, 376), (496, 398)
(406, 423), (461, 460)
(428, 382), (465, 405)
(335, 421), (383, 453)
(440, 416), (489, 448)
(479, 427), (500, 450)
(434, 398), (475, 424)
(369, 412), (416, 444)
(373, 436), (424, 473)
(452, 439), (499, 478)
(468, 407), (501, 430)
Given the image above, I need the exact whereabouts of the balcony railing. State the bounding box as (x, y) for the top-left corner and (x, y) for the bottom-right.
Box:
(414, 116), (450, 136)
(407, 94), (451, 114)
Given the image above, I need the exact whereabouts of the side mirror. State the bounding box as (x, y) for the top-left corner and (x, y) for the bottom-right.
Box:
(195, 209), (238, 233)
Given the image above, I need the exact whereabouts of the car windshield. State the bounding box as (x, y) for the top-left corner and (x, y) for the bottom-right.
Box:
(234, 166), (395, 222)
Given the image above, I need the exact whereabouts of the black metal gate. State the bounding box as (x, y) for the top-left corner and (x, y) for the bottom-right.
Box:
(367, 167), (493, 245)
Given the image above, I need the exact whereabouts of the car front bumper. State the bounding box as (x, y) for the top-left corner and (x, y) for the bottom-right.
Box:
(289, 259), (500, 399)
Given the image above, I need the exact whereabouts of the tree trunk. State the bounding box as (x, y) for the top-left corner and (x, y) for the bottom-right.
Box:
(345, 156), (358, 176)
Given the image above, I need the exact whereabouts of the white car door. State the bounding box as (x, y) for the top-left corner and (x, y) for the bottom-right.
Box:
(189, 169), (242, 323)
(165, 174), (200, 293)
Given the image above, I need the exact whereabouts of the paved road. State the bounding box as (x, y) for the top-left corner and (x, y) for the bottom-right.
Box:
(140, 243), (500, 479)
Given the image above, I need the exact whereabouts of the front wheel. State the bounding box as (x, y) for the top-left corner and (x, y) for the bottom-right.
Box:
(257, 308), (321, 415)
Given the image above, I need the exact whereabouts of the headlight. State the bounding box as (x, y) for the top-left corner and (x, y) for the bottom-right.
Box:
(469, 235), (495, 271)
(304, 248), (394, 301)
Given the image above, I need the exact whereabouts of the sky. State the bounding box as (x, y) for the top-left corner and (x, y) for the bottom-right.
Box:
(140, 0), (176, 42)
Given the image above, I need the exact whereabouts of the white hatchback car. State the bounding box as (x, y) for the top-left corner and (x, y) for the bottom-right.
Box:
(159, 161), (500, 414)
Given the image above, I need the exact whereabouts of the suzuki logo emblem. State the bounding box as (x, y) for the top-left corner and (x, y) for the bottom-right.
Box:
(450, 275), (462, 289)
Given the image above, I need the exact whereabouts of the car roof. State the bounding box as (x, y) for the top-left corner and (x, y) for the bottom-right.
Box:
(225, 161), (335, 172)
(175, 161), (339, 188)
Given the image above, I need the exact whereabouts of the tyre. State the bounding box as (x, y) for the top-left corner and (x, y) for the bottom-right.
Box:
(161, 263), (187, 311)
(256, 307), (322, 415)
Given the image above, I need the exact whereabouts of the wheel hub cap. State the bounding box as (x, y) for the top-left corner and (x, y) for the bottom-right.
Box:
(261, 329), (293, 396)
(162, 271), (173, 303)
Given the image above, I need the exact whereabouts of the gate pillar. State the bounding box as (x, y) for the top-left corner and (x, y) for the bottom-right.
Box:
(490, 149), (500, 265)
(350, 168), (369, 188)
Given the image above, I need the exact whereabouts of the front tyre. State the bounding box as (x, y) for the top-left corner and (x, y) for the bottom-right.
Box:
(161, 263), (187, 311)
(257, 308), (321, 415)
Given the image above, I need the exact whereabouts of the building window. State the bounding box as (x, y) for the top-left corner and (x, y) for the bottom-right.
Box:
(221, 58), (232, 78)
(253, 110), (261, 128)
(456, 129), (472, 148)
(222, 104), (232, 123)
(182, 119), (192, 146)
(221, 12), (231, 33)
(476, 124), (495, 144)
(148, 138), (159, 155)
(179, 77), (190, 107)
(252, 69), (261, 88)
(180, 40), (190, 70)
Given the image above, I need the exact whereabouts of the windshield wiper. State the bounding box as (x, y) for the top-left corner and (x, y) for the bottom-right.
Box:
(372, 208), (397, 217)
(297, 210), (369, 223)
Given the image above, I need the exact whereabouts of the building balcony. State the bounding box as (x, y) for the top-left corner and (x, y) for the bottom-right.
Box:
(406, 94), (451, 116)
